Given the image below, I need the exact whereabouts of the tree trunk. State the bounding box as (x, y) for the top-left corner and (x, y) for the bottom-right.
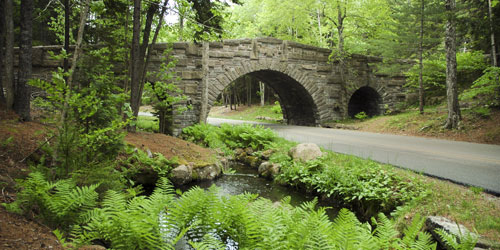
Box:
(13, 0), (33, 121)
(418, 0), (425, 114)
(61, 0), (91, 120)
(259, 81), (265, 106)
(123, 1), (130, 94)
(179, 15), (184, 41)
(0, 0), (6, 105)
(337, 4), (345, 55)
(140, 1), (167, 95)
(444, 0), (461, 129)
(63, 0), (69, 75)
(129, 0), (142, 132)
(130, 2), (158, 132)
(4, 0), (15, 109)
(488, 0), (497, 67)
(317, 8), (322, 45)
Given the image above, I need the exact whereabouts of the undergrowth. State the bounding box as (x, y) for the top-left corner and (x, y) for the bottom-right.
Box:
(182, 124), (428, 220)
(3, 172), (453, 250)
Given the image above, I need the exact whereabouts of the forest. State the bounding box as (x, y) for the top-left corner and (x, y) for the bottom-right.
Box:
(1, 0), (500, 249)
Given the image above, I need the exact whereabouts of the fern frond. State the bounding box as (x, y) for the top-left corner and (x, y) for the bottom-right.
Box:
(373, 213), (399, 248)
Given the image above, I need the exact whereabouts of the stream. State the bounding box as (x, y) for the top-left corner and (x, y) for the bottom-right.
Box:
(170, 162), (340, 249)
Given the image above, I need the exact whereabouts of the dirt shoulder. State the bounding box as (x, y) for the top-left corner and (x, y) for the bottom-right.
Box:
(354, 109), (500, 145)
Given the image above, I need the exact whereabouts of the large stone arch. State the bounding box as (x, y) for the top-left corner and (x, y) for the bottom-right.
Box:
(205, 60), (321, 126)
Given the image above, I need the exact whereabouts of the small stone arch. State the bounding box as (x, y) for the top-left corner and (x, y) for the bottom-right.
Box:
(206, 60), (321, 126)
(347, 86), (383, 118)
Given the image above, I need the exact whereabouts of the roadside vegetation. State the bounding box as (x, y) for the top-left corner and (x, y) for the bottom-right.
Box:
(182, 123), (500, 247)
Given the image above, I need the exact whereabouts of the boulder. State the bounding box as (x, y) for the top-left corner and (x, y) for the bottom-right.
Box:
(425, 216), (490, 250)
(289, 143), (322, 162)
(245, 155), (261, 168)
(261, 149), (274, 160)
(258, 161), (280, 179)
(170, 164), (193, 185)
(244, 147), (254, 155)
(193, 163), (221, 181)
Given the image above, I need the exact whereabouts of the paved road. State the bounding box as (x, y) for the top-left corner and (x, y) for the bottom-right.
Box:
(207, 117), (500, 194)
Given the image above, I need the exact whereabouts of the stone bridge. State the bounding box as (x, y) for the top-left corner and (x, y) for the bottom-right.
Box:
(28, 37), (406, 135)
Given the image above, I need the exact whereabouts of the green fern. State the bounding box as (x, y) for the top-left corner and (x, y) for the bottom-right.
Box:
(435, 228), (478, 250)
(372, 213), (400, 248)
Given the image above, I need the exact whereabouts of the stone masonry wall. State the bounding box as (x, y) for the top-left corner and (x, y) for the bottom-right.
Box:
(21, 38), (407, 136)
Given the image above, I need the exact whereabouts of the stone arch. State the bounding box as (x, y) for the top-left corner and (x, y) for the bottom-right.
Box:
(347, 86), (383, 118)
(207, 60), (321, 126)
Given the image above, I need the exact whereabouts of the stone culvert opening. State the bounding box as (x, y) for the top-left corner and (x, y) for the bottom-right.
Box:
(348, 86), (382, 118)
(248, 70), (318, 126)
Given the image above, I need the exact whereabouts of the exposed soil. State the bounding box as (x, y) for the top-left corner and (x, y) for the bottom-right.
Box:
(356, 109), (500, 145)
(209, 105), (253, 117)
(0, 109), (63, 249)
(125, 132), (216, 167)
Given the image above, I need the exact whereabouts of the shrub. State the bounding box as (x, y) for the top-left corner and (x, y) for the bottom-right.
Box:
(182, 123), (278, 153)
(355, 111), (368, 120)
(274, 152), (428, 219)
(461, 66), (500, 108)
(271, 101), (283, 114)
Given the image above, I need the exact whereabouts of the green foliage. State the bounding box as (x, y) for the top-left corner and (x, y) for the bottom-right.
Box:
(121, 146), (177, 178)
(6, 172), (437, 249)
(435, 228), (478, 250)
(460, 67), (500, 107)
(405, 51), (489, 99)
(136, 115), (159, 132)
(71, 178), (177, 249)
(355, 111), (368, 120)
(470, 107), (491, 119)
(182, 123), (232, 155)
(29, 50), (128, 178)
(182, 123), (278, 153)
(4, 172), (99, 231)
(271, 101), (282, 114)
(274, 152), (428, 219)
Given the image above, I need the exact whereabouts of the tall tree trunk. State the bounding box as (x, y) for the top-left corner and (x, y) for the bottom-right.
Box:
(61, 0), (91, 120)
(418, 0), (425, 114)
(124, 1), (130, 94)
(4, 0), (15, 109)
(63, 0), (69, 75)
(129, 2), (158, 132)
(488, 0), (497, 67)
(317, 8), (322, 45)
(13, 0), (33, 121)
(129, 0), (142, 132)
(444, 0), (461, 129)
(259, 81), (265, 106)
(0, 0), (6, 105)
(179, 15), (184, 41)
(336, 3), (345, 56)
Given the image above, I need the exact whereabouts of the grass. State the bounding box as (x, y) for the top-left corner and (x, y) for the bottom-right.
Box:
(209, 104), (283, 123)
(136, 115), (158, 132)
(393, 169), (500, 246)
(334, 105), (500, 145)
